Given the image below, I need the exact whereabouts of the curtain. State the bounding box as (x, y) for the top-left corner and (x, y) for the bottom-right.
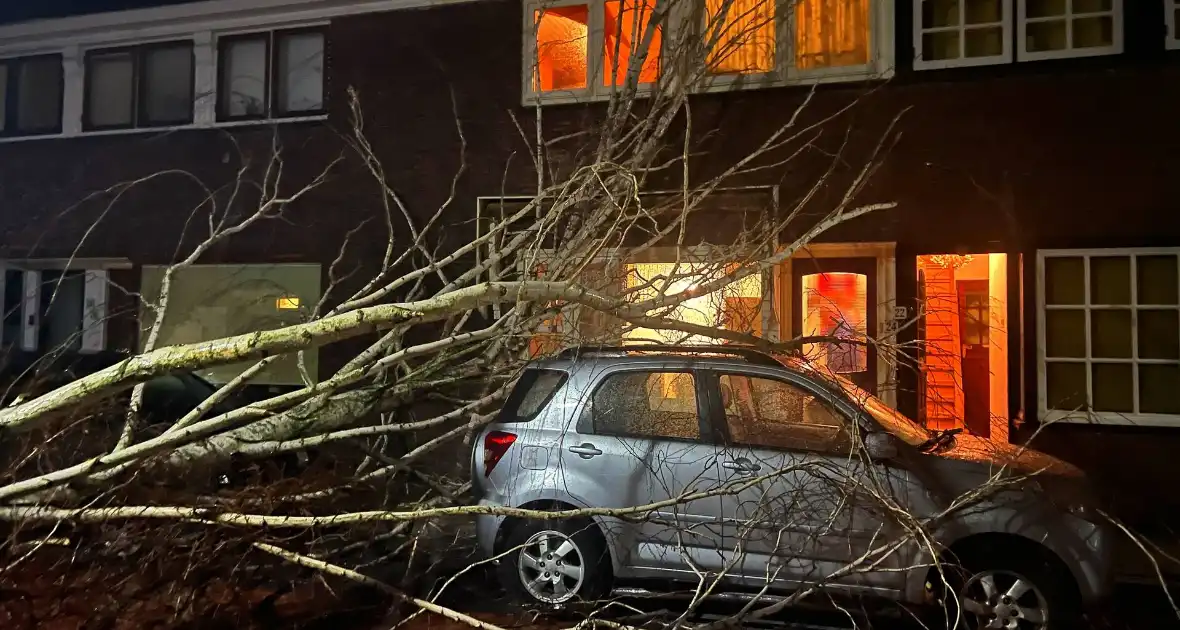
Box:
(795, 0), (870, 69)
(705, 0), (776, 73)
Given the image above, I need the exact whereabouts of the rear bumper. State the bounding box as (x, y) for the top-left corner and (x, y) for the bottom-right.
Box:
(475, 500), (506, 559)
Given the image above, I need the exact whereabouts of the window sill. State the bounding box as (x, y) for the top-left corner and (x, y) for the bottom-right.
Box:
(1041, 409), (1180, 429)
(522, 66), (892, 107)
(0, 114), (328, 144)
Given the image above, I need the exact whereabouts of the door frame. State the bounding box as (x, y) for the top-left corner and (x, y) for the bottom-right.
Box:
(775, 242), (898, 407)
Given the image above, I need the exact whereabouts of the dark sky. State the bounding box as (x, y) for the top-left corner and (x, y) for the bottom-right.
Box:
(0, 0), (204, 25)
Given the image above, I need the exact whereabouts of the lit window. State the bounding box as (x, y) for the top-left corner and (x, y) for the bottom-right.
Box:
(621, 261), (762, 345)
(604, 0), (661, 87)
(1019, 0), (1120, 59)
(916, 0), (1009, 68)
(534, 5), (590, 91)
(0, 55), (64, 136)
(794, 0), (871, 69)
(84, 43), (194, 130)
(218, 29), (325, 121)
(800, 272), (868, 376)
(1039, 249), (1180, 426)
(705, 0), (776, 74)
(275, 296), (301, 310)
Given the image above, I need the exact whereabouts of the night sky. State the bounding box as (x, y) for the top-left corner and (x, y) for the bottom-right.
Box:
(0, 0), (204, 25)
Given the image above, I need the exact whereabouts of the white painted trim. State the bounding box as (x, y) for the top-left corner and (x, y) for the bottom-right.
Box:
(523, 0), (895, 106)
(2, 257), (133, 270)
(912, 0), (1012, 71)
(1016, 0), (1123, 62)
(80, 270), (109, 353)
(1168, 1), (1180, 50)
(20, 270), (40, 352)
(0, 114), (328, 144)
(0, 0), (481, 55)
(1036, 247), (1180, 428)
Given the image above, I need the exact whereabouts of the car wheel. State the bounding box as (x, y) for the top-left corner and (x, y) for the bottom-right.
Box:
(497, 517), (611, 609)
(946, 550), (1081, 630)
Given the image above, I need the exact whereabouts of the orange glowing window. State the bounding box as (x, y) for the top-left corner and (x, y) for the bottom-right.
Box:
(535, 5), (590, 92)
(604, 0), (662, 87)
(794, 0), (870, 70)
(705, 0), (776, 74)
(800, 272), (868, 375)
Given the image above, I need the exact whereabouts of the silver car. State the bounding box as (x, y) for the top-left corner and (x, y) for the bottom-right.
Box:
(472, 346), (1112, 628)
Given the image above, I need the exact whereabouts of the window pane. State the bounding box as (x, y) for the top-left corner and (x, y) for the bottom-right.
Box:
(1138, 309), (1180, 360)
(705, 0), (775, 74)
(965, 0), (1002, 24)
(1072, 15), (1112, 48)
(604, 0), (661, 87)
(923, 0), (960, 28)
(965, 27), (1004, 57)
(1044, 309), (1085, 358)
(1089, 256), (1130, 305)
(87, 52), (134, 128)
(1090, 309), (1131, 358)
(1073, 0), (1112, 12)
(220, 38), (267, 117)
(535, 5), (589, 91)
(800, 272), (868, 374)
(1091, 362), (1132, 413)
(277, 32), (324, 114)
(1140, 364), (1180, 415)
(1026, 20), (1067, 52)
(592, 371), (701, 440)
(795, 0), (869, 69)
(1025, 0), (1065, 18)
(719, 374), (844, 449)
(1044, 256), (1084, 305)
(142, 45), (193, 124)
(1045, 361), (1085, 410)
(923, 31), (960, 60)
(0, 64), (7, 131)
(1137, 255), (1179, 305)
(17, 57), (63, 132)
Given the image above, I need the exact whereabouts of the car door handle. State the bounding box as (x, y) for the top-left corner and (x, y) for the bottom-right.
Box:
(568, 443), (603, 459)
(722, 459), (761, 473)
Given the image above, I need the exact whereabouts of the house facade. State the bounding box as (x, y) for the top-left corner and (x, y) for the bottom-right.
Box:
(1, 0), (1178, 544)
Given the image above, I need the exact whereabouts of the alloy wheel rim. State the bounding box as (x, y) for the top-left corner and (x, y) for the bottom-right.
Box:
(959, 569), (1049, 630)
(517, 530), (586, 604)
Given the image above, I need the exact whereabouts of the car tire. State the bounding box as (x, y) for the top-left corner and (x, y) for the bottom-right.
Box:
(497, 516), (612, 610)
(941, 547), (1082, 630)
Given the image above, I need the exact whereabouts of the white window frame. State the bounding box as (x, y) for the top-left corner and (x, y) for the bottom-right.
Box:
(214, 26), (327, 123)
(912, 0), (1013, 70)
(81, 39), (197, 132)
(1036, 248), (1180, 428)
(1167, 0), (1180, 50)
(523, 0), (895, 105)
(1016, 0), (1123, 62)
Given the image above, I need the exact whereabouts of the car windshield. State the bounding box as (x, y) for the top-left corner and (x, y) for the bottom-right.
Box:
(773, 355), (933, 447)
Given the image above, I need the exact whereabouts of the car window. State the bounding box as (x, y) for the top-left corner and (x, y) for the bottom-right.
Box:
(142, 374), (209, 422)
(718, 373), (848, 452)
(499, 368), (568, 423)
(591, 371), (701, 440)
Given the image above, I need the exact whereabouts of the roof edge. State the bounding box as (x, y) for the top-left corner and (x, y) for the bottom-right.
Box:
(0, 0), (481, 55)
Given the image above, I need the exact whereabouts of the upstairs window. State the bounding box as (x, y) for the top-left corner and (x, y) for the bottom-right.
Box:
(1018, 0), (1120, 60)
(704, 0), (872, 78)
(0, 55), (64, 136)
(915, 1), (1122, 69)
(217, 29), (325, 121)
(84, 42), (194, 130)
(531, 0), (662, 96)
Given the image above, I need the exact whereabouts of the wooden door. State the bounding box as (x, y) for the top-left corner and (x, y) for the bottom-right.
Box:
(957, 280), (990, 438)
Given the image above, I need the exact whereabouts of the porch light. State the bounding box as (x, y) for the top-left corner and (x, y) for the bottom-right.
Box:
(276, 296), (301, 310)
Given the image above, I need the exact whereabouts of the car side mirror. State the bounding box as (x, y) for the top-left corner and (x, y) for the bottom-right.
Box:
(864, 432), (899, 461)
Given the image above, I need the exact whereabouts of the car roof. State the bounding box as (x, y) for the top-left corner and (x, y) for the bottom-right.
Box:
(534, 344), (806, 371)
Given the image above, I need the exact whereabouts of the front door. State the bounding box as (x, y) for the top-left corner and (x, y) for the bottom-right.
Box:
(705, 367), (909, 593)
(562, 366), (728, 575)
(791, 257), (878, 393)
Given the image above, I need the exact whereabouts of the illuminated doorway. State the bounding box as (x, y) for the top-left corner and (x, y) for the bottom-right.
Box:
(916, 253), (1009, 440)
(791, 257), (878, 393)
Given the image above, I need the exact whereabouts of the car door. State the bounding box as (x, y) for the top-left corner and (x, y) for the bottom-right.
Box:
(559, 363), (729, 576)
(704, 367), (911, 593)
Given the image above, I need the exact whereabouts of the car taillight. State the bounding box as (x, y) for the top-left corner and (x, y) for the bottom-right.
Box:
(483, 431), (517, 477)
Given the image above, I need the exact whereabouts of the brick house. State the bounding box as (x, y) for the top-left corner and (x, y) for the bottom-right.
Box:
(0, 0), (1178, 566)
